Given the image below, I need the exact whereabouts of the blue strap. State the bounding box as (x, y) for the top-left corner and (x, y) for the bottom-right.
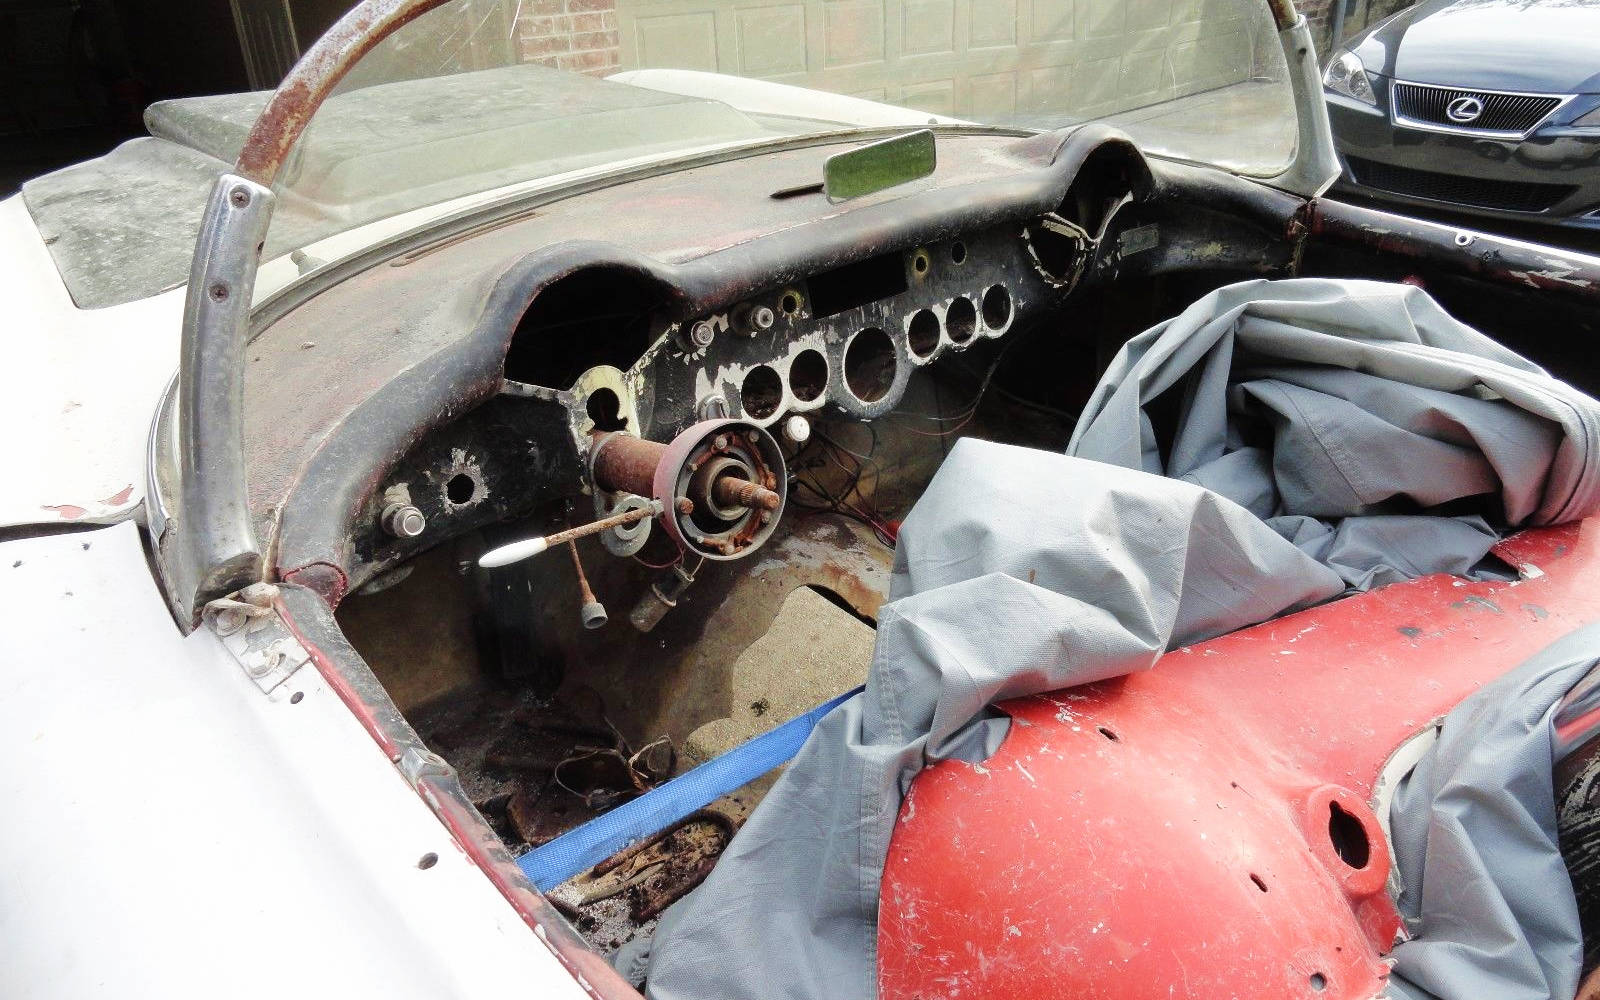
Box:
(517, 686), (862, 892)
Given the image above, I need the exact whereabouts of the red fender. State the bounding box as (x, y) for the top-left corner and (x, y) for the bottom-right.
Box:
(879, 521), (1600, 1000)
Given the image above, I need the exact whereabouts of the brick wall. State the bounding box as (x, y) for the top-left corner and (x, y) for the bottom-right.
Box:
(516, 0), (621, 77)
(508, 0), (1416, 81)
(1301, 0), (1414, 59)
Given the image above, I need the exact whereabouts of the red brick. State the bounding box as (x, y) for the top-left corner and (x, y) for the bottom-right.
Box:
(517, 15), (557, 38)
(569, 29), (619, 51)
(520, 32), (572, 57)
(565, 0), (617, 14)
(557, 49), (619, 72)
(558, 11), (607, 32)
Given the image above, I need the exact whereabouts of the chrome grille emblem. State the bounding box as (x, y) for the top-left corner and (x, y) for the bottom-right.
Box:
(1446, 96), (1486, 123)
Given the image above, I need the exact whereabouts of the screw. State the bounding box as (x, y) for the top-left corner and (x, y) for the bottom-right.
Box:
(713, 434), (729, 451)
(215, 608), (247, 636)
(381, 503), (427, 539)
(690, 321), (716, 349)
(675, 497), (695, 515)
(736, 304), (776, 336)
(244, 649), (280, 678)
(229, 186), (251, 207)
(209, 283), (229, 302)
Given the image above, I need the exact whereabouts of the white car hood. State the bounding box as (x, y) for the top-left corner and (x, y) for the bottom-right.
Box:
(0, 194), (179, 528)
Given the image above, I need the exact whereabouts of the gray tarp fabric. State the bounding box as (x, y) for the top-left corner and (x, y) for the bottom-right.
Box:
(1385, 625), (1599, 1000)
(636, 279), (1600, 1000)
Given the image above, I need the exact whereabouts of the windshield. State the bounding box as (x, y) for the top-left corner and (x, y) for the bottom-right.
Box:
(256, 0), (1295, 254)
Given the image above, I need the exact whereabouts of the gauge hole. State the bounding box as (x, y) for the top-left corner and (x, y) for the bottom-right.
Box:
(908, 309), (941, 358)
(789, 349), (828, 402)
(950, 241), (967, 264)
(741, 365), (784, 419)
(844, 328), (897, 403)
(1328, 801), (1370, 869)
(945, 297), (977, 344)
(445, 473), (478, 506)
(982, 285), (1012, 329)
(586, 387), (628, 431)
(912, 251), (930, 275)
(781, 292), (801, 315)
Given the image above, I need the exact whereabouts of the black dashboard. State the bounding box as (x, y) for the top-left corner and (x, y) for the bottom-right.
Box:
(243, 126), (1306, 602)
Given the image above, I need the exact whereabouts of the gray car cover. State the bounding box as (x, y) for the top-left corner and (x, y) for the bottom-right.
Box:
(635, 279), (1600, 1000)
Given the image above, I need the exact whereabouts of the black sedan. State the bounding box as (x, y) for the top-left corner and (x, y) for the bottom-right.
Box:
(1323, 0), (1600, 233)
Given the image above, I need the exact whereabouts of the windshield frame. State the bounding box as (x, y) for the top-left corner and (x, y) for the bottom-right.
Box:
(155, 0), (1336, 627)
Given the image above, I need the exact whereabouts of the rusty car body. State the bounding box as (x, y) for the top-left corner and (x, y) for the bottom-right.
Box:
(7, 0), (1600, 997)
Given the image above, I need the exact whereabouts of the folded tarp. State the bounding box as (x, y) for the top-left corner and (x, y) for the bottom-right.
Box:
(1069, 278), (1600, 589)
(637, 278), (1600, 1000)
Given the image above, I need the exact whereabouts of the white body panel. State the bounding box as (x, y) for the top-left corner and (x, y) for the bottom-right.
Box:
(0, 523), (586, 999)
(0, 196), (180, 527)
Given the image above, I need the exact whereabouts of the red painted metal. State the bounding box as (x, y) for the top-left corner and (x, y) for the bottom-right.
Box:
(879, 520), (1600, 1000)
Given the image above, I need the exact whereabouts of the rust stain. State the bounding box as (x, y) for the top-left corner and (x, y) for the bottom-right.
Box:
(41, 504), (87, 519)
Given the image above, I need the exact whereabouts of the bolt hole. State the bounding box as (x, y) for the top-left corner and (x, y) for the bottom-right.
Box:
(912, 251), (930, 275)
(445, 473), (478, 506)
(290, 691), (304, 705)
(586, 387), (628, 432)
(417, 852), (439, 870)
(1327, 801), (1370, 869)
(1309, 972), (1327, 992)
(781, 292), (801, 314)
(908, 309), (940, 358)
(789, 349), (828, 402)
(1250, 873), (1268, 893)
(1097, 726), (1119, 742)
(950, 241), (967, 264)
(982, 285), (1012, 329)
(844, 328), (897, 403)
(946, 296), (977, 344)
(741, 365), (784, 419)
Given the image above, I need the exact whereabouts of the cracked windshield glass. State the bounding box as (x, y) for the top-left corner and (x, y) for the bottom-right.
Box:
(260, 0), (1296, 254)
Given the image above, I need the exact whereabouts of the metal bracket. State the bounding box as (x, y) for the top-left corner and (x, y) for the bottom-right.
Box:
(204, 583), (309, 694)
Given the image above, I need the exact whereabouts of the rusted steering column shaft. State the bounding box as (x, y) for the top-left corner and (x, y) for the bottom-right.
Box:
(592, 432), (778, 511)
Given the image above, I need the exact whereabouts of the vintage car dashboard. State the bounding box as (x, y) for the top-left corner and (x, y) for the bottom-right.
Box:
(221, 126), (1308, 608)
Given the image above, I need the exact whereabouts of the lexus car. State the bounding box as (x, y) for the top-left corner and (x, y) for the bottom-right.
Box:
(1323, 0), (1600, 231)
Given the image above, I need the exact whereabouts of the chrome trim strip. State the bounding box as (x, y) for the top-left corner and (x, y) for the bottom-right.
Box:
(1391, 79), (1575, 140)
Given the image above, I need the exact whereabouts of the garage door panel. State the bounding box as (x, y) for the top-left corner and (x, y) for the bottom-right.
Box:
(614, 0), (1274, 126)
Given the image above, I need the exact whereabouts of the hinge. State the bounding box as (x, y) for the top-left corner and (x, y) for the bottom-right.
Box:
(203, 582), (309, 694)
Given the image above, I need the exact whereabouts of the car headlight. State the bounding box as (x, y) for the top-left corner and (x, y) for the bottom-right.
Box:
(1324, 51), (1377, 107)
